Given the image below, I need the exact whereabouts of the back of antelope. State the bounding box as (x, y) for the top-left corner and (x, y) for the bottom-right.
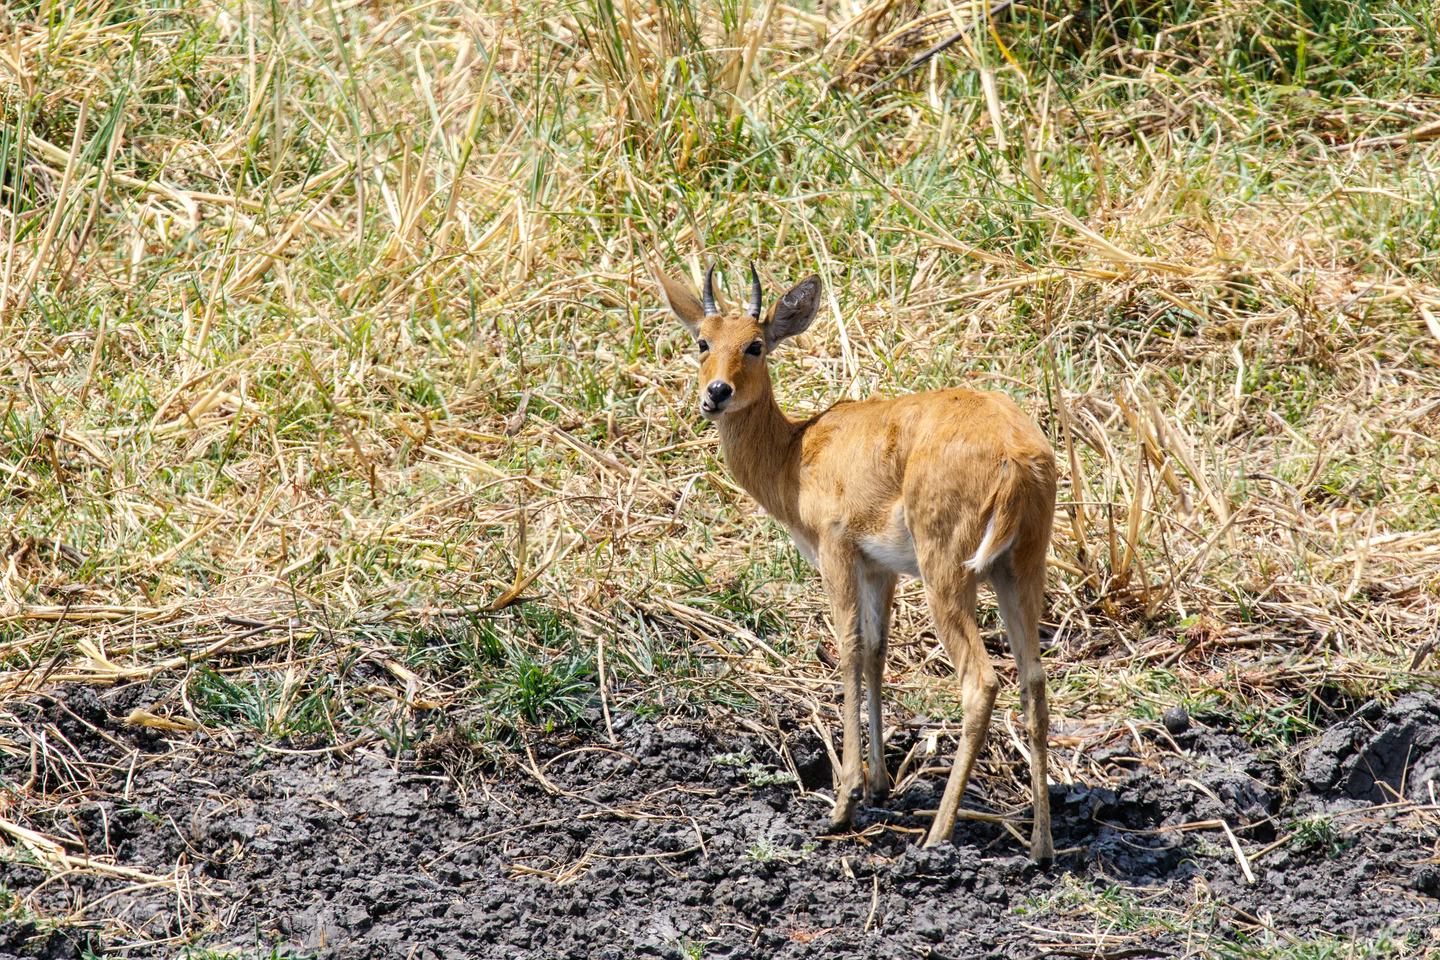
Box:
(654, 260), (1059, 864)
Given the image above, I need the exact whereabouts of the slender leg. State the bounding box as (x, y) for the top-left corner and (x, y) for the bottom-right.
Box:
(993, 560), (1054, 865)
(859, 569), (897, 802)
(820, 540), (865, 828)
(917, 562), (996, 848)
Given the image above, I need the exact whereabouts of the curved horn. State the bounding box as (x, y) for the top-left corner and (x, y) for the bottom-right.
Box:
(747, 262), (762, 319)
(702, 264), (719, 317)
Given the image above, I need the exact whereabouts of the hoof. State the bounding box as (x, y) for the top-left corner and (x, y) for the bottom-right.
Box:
(1031, 835), (1054, 868)
(830, 785), (863, 828)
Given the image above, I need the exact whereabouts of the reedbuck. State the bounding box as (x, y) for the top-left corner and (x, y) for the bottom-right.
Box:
(653, 261), (1058, 863)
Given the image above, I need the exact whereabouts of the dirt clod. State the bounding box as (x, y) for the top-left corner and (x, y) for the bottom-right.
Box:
(1162, 705), (1191, 735)
(1301, 693), (1440, 803)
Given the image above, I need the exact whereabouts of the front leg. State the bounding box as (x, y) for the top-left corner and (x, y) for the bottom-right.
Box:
(819, 538), (864, 829)
(859, 569), (897, 804)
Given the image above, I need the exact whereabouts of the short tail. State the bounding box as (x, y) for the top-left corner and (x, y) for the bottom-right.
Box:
(963, 458), (1030, 575)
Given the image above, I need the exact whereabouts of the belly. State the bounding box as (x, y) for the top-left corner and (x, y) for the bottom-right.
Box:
(859, 505), (920, 578)
(783, 523), (820, 567)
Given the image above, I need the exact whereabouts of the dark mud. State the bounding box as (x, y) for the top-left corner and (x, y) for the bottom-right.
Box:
(3, 686), (1439, 959)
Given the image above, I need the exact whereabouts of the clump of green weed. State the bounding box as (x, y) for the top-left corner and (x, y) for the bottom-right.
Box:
(187, 667), (340, 741)
(1217, 931), (1419, 959)
(402, 605), (599, 739)
(743, 838), (815, 865)
(1288, 814), (1349, 859)
(744, 763), (797, 788)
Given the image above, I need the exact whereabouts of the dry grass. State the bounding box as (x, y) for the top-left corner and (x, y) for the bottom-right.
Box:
(1, 0), (1439, 945)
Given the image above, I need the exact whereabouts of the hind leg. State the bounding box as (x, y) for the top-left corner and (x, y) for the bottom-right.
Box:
(916, 560), (997, 848)
(992, 556), (1053, 865)
(859, 569), (896, 803)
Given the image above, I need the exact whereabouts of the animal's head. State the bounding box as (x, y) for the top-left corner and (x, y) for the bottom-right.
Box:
(652, 262), (821, 420)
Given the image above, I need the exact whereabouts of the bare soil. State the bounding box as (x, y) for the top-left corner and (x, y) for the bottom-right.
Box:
(3, 684), (1439, 958)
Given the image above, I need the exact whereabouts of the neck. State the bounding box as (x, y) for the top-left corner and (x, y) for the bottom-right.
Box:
(715, 379), (799, 523)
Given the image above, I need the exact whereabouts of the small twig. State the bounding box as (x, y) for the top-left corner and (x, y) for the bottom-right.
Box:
(863, 872), (881, 932)
(1218, 819), (1256, 885)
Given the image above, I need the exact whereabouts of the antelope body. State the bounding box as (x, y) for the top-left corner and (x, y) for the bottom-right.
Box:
(654, 262), (1057, 864)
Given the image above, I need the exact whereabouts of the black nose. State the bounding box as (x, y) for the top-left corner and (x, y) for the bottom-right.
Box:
(706, 381), (733, 403)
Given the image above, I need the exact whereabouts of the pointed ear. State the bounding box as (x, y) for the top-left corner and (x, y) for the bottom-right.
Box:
(650, 265), (705, 337)
(763, 274), (821, 348)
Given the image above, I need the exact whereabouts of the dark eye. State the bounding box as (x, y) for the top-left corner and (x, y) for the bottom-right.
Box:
(697, 339), (709, 354)
(745, 340), (763, 357)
